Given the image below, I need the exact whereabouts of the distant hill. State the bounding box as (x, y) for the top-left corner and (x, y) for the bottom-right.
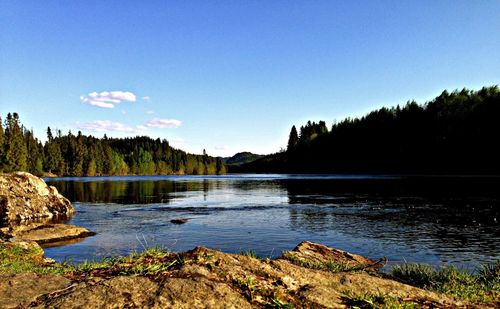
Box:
(236, 86), (500, 175)
(223, 152), (264, 166)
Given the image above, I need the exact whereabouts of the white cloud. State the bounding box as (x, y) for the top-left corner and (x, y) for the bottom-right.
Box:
(214, 145), (228, 150)
(146, 110), (155, 114)
(136, 125), (148, 131)
(80, 91), (137, 108)
(142, 96), (151, 101)
(76, 120), (137, 133)
(145, 118), (182, 128)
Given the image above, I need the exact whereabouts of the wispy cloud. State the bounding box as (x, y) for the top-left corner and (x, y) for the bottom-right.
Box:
(214, 145), (228, 150)
(80, 91), (137, 108)
(142, 96), (151, 101)
(145, 118), (182, 128)
(76, 120), (137, 133)
(146, 110), (155, 114)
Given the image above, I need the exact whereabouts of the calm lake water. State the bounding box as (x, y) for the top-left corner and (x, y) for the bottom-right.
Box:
(44, 174), (499, 269)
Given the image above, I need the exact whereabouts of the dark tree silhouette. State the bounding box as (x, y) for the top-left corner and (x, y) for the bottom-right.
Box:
(287, 125), (299, 151)
(235, 86), (500, 175)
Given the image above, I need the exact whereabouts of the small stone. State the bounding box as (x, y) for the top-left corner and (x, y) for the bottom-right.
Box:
(170, 218), (189, 224)
(43, 257), (56, 264)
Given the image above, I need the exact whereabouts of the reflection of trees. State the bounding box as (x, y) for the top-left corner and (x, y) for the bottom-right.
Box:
(47, 178), (283, 205)
(285, 178), (500, 259)
(46, 176), (500, 261)
(48, 180), (219, 204)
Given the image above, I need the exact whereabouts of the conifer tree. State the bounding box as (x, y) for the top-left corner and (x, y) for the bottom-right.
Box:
(287, 125), (299, 151)
(3, 113), (28, 171)
(0, 117), (4, 170)
(44, 127), (63, 174)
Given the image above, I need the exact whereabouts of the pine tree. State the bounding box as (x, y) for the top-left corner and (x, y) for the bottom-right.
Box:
(0, 117), (4, 170)
(216, 157), (226, 175)
(44, 127), (64, 175)
(3, 113), (28, 171)
(287, 125), (299, 151)
(24, 128), (44, 175)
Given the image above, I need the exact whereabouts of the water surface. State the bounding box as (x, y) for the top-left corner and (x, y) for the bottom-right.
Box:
(44, 174), (500, 269)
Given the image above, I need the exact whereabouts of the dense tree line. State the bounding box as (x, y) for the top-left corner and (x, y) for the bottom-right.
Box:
(235, 86), (500, 174)
(0, 113), (226, 176)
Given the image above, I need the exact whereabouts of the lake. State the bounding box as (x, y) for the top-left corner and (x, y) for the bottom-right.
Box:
(44, 174), (500, 269)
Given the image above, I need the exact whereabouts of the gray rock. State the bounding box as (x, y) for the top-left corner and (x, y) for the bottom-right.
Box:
(0, 172), (74, 224)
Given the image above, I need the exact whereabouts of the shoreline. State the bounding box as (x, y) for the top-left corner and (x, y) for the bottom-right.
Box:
(1, 172), (498, 307)
(2, 240), (498, 308)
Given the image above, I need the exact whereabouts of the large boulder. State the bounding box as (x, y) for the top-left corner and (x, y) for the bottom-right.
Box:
(0, 172), (74, 224)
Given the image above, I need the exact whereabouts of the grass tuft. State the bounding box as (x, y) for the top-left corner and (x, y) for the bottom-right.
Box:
(268, 297), (294, 308)
(282, 251), (354, 273)
(239, 250), (259, 259)
(0, 243), (189, 278)
(342, 291), (415, 309)
(391, 262), (500, 304)
(0, 243), (66, 274)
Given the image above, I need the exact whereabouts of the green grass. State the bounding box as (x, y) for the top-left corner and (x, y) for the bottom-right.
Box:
(282, 251), (354, 273)
(0, 243), (66, 274)
(0, 243), (187, 277)
(239, 250), (259, 259)
(391, 261), (500, 304)
(65, 246), (187, 276)
(342, 291), (415, 309)
(268, 297), (294, 309)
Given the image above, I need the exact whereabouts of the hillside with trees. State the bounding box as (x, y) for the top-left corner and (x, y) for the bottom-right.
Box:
(235, 86), (500, 174)
(223, 152), (264, 166)
(0, 113), (225, 176)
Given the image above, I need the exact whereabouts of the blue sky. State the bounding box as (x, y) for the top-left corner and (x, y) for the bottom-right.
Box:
(1, 1), (499, 156)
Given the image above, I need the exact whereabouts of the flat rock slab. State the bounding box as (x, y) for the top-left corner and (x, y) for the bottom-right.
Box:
(0, 273), (72, 308)
(39, 276), (252, 309)
(6, 223), (95, 244)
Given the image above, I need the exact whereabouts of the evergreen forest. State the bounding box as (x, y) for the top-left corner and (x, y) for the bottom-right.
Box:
(0, 113), (225, 176)
(233, 86), (500, 174)
(2, 86), (499, 176)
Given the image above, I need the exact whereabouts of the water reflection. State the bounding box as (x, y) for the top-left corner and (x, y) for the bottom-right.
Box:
(45, 175), (500, 267)
(284, 177), (500, 265)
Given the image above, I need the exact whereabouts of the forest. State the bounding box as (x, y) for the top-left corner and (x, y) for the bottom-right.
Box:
(2, 86), (499, 176)
(0, 113), (225, 176)
(233, 86), (500, 174)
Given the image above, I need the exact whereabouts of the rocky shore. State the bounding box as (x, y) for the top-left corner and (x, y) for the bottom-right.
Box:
(0, 240), (473, 308)
(0, 172), (94, 245)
